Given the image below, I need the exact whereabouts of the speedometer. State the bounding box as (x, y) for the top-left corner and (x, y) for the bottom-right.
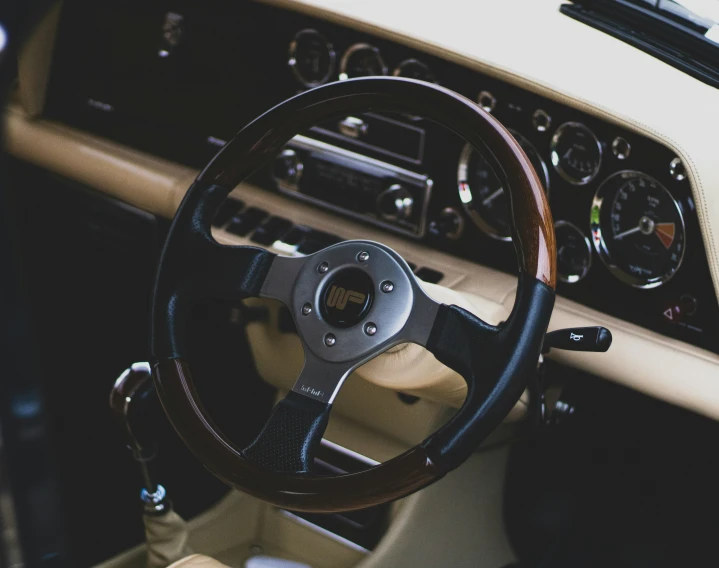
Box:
(458, 130), (549, 241)
(590, 171), (686, 288)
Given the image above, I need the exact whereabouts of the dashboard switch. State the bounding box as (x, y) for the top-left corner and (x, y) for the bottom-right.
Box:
(212, 197), (244, 227)
(226, 207), (268, 237)
(274, 149), (303, 190)
(251, 216), (292, 246)
(542, 326), (612, 354)
(662, 294), (698, 323)
(338, 116), (369, 139)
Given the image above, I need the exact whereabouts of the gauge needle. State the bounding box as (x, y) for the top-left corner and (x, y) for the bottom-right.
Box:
(482, 187), (504, 206)
(613, 226), (641, 240)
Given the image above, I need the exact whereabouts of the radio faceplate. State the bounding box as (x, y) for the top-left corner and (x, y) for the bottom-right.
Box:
(273, 135), (432, 238)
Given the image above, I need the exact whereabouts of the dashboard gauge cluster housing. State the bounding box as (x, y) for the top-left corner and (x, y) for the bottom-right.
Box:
(43, 0), (719, 353)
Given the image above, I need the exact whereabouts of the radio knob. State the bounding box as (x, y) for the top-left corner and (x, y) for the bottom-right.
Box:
(273, 149), (303, 190)
(376, 184), (414, 221)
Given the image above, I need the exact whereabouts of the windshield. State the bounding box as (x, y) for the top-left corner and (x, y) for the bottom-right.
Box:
(653, 0), (719, 42)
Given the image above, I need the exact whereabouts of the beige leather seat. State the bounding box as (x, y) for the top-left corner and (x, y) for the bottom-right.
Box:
(168, 555), (229, 568)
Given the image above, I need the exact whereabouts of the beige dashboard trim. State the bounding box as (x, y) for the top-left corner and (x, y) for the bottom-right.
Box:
(6, 108), (719, 422)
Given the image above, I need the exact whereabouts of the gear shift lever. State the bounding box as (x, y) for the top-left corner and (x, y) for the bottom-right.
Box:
(111, 362), (193, 566)
(110, 362), (169, 513)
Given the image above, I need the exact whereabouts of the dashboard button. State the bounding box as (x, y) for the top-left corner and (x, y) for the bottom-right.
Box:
(612, 137), (631, 160)
(477, 90), (496, 113)
(281, 225), (311, 246)
(212, 197), (244, 227)
(669, 157), (686, 181)
(226, 207), (268, 237)
(532, 109), (552, 132)
(251, 216), (292, 246)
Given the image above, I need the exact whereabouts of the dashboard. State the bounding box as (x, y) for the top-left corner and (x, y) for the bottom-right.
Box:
(42, 0), (719, 354)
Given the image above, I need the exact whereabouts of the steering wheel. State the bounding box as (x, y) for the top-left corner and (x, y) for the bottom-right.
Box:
(151, 77), (556, 514)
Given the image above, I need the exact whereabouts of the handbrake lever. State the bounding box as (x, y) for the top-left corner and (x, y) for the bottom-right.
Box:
(542, 326), (612, 355)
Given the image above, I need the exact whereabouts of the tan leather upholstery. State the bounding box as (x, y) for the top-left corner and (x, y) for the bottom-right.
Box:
(167, 555), (228, 568)
(144, 510), (194, 568)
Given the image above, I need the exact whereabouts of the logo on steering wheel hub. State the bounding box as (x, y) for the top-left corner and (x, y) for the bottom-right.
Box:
(320, 268), (374, 328)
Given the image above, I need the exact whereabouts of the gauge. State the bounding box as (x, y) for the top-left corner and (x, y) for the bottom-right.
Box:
(339, 43), (387, 79)
(550, 122), (602, 185)
(458, 130), (550, 241)
(555, 221), (592, 283)
(288, 29), (336, 88)
(393, 59), (436, 83)
(590, 171), (686, 288)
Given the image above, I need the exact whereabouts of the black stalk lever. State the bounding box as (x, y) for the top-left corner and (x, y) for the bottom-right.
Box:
(542, 326), (612, 354)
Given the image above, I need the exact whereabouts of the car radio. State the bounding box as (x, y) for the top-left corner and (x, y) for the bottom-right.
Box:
(272, 135), (432, 238)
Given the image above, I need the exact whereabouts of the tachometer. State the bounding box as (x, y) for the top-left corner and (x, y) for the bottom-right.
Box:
(590, 171), (686, 288)
(458, 131), (549, 241)
(550, 122), (602, 185)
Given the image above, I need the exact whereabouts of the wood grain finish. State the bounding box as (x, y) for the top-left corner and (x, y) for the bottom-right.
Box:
(153, 359), (443, 513)
(197, 77), (556, 288)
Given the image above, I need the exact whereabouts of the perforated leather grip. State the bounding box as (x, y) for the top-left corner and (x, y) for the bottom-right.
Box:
(243, 391), (331, 474)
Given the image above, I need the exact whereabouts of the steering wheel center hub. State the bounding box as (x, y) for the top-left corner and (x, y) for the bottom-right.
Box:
(320, 268), (374, 328)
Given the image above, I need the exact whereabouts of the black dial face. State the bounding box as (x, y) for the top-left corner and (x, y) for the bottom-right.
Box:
(393, 59), (435, 83)
(550, 122), (602, 185)
(288, 29), (336, 88)
(556, 221), (592, 283)
(591, 171), (686, 288)
(458, 131), (549, 240)
(339, 44), (387, 79)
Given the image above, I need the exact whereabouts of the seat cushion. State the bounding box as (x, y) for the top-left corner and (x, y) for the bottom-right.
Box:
(167, 554), (230, 568)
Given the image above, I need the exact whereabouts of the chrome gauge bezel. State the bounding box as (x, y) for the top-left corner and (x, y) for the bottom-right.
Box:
(550, 122), (603, 185)
(457, 130), (549, 241)
(555, 220), (592, 284)
(590, 170), (686, 289)
(288, 29), (337, 89)
(339, 43), (387, 80)
(392, 58), (436, 83)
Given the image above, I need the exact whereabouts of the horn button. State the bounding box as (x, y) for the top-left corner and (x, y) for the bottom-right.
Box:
(320, 268), (374, 328)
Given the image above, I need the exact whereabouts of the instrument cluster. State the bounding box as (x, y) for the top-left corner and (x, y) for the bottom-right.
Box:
(276, 23), (718, 352)
(283, 28), (692, 291)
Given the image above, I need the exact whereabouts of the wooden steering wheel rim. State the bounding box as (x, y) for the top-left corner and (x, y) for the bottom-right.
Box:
(151, 77), (556, 513)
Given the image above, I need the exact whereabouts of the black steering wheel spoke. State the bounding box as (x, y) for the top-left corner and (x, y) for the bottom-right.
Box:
(423, 273), (555, 470)
(242, 389), (333, 474)
(243, 351), (353, 474)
